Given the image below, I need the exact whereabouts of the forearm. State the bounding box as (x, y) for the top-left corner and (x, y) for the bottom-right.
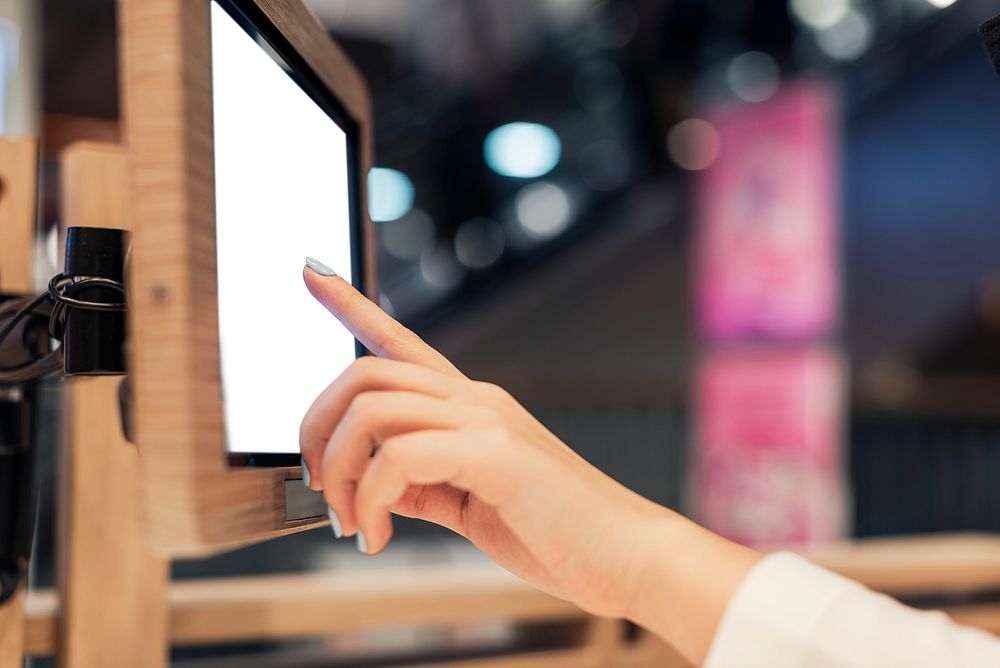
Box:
(624, 508), (763, 666)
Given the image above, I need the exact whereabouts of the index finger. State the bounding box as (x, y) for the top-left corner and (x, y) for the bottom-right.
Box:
(303, 261), (463, 378)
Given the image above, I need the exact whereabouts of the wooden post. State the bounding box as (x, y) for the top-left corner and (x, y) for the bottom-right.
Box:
(0, 138), (37, 294)
(0, 589), (25, 668)
(0, 137), (39, 668)
(55, 142), (169, 668)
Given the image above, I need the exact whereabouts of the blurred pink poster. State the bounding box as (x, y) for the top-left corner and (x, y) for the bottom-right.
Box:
(692, 346), (845, 546)
(695, 81), (839, 340)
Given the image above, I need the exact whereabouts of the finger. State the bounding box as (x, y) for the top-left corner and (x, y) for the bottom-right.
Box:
(319, 392), (486, 536)
(354, 429), (517, 555)
(299, 356), (462, 490)
(303, 268), (463, 377)
(391, 483), (470, 536)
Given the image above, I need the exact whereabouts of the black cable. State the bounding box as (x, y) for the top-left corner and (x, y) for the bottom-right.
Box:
(46, 274), (127, 341)
(0, 273), (128, 382)
(0, 292), (49, 357)
(47, 274), (127, 312)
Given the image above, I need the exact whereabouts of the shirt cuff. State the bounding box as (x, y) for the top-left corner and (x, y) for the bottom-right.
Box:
(703, 551), (855, 668)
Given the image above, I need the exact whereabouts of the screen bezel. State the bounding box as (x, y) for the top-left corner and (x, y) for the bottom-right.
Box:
(212, 0), (366, 469)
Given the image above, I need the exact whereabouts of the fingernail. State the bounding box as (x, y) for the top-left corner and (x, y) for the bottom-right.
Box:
(327, 507), (344, 538)
(356, 531), (368, 554)
(301, 458), (311, 488)
(305, 256), (337, 276)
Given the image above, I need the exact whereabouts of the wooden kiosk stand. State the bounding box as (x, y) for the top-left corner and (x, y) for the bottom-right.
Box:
(3, 2), (1000, 667)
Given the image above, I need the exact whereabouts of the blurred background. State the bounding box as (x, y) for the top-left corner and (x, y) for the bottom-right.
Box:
(20, 0), (1000, 664)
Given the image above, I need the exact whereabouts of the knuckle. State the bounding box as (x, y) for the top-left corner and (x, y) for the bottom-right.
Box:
(383, 322), (422, 355)
(351, 354), (380, 373)
(343, 355), (379, 385)
(376, 439), (402, 469)
(347, 391), (379, 422)
(475, 405), (504, 426)
(477, 424), (510, 449)
(470, 381), (493, 396)
(474, 381), (510, 402)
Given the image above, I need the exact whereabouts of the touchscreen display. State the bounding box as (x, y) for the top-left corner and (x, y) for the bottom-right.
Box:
(210, 1), (357, 460)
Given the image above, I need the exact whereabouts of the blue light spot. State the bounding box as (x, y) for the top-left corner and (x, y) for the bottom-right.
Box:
(483, 122), (562, 178)
(368, 167), (415, 222)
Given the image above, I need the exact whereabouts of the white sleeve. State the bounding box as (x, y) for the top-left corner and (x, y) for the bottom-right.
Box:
(704, 552), (1000, 668)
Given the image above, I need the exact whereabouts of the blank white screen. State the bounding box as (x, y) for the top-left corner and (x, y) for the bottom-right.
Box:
(211, 1), (355, 456)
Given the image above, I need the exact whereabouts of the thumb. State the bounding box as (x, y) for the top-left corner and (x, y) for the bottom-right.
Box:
(303, 258), (463, 377)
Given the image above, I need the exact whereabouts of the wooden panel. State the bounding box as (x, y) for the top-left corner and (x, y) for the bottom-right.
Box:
(56, 142), (169, 668)
(59, 142), (128, 231)
(946, 604), (1000, 637)
(798, 532), (1000, 595)
(169, 565), (580, 645)
(120, 0), (375, 557)
(42, 115), (121, 161)
(23, 564), (580, 655)
(0, 138), (38, 293)
(22, 589), (55, 658)
(0, 588), (25, 668)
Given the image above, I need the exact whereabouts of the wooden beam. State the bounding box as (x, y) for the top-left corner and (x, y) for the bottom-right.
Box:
(56, 142), (170, 668)
(168, 565), (581, 646)
(22, 589), (55, 658)
(23, 564), (579, 656)
(0, 589), (25, 668)
(0, 138), (38, 293)
(947, 604), (1000, 637)
(42, 115), (120, 161)
(798, 532), (1000, 596)
(0, 135), (39, 668)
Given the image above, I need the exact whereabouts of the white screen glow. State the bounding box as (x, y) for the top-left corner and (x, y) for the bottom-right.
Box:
(211, 1), (356, 456)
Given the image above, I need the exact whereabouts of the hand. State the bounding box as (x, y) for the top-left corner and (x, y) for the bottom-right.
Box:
(299, 266), (761, 665)
(298, 268), (668, 618)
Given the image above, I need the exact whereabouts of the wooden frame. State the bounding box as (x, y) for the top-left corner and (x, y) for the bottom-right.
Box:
(0, 135), (37, 668)
(121, 0), (376, 557)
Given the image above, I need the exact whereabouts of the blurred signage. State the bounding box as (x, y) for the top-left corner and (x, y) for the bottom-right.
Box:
(694, 81), (839, 341)
(692, 345), (845, 546)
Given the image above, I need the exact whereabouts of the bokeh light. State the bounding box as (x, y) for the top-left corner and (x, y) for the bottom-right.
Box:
(816, 9), (874, 62)
(484, 122), (562, 178)
(379, 208), (435, 260)
(926, 0), (957, 8)
(727, 51), (780, 103)
(454, 217), (506, 270)
(514, 181), (573, 239)
(367, 167), (415, 222)
(420, 241), (466, 289)
(789, 0), (849, 31)
(667, 119), (721, 172)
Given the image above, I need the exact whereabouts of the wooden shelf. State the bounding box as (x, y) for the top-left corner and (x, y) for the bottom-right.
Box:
(21, 533), (1000, 665)
(797, 532), (1000, 596)
(24, 563), (581, 656)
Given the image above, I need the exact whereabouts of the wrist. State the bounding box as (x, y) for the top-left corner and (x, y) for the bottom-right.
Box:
(623, 508), (763, 666)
